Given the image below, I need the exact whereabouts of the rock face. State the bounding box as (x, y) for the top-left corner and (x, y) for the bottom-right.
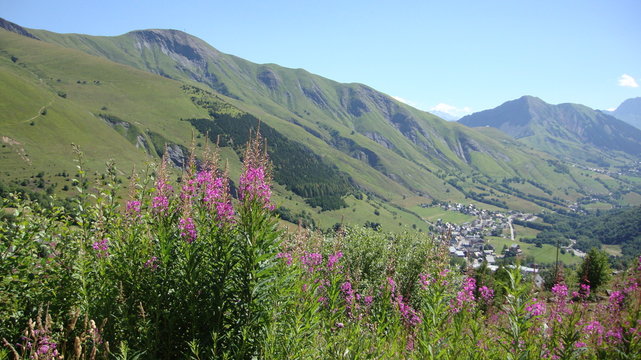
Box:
(0, 18), (39, 40)
(257, 68), (281, 90)
(166, 144), (188, 169)
(128, 29), (232, 96)
(459, 95), (641, 161)
(364, 132), (394, 149)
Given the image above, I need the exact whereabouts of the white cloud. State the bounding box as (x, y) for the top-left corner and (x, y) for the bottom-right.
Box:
(618, 74), (639, 88)
(429, 103), (473, 120)
(392, 96), (417, 107)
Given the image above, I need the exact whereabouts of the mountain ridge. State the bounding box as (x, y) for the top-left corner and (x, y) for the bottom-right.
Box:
(459, 96), (641, 165)
(605, 97), (641, 130)
(3, 18), (641, 225)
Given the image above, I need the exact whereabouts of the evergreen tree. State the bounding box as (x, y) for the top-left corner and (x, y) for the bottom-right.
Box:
(577, 248), (611, 292)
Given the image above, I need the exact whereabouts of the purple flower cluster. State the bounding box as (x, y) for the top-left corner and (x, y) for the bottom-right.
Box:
(609, 290), (625, 311)
(36, 335), (59, 358)
(301, 252), (323, 272)
(584, 320), (604, 345)
(341, 281), (355, 305)
(91, 238), (109, 258)
(479, 285), (494, 302)
(20, 329), (59, 359)
(152, 176), (173, 214)
(239, 166), (274, 210)
(126, 200), (141, 214)
(386, 277), (421, 327)
(327, 251), (343, 269)
(179, 217), (197, 243)
(451, 277), (476, 313)
(276, 252), (293, 266)
(573, 283), (591, 300)
(551, 283), (568, 298)
(180, 177), (197, 202)
(393, 293), (422, 327)
(144, 256), (159, 270)
(526, 298), (546, 316)
(549, 283), (572, 324)
(418, 273), (433, 289)
(196, 170), (235, 224)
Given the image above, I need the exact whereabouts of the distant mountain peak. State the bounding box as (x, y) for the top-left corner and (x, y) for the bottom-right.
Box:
(459, 95), (641, 163)
(126, 28), (221, 60)
(517, 95), (544, 103)
(607, 97), (641, 130)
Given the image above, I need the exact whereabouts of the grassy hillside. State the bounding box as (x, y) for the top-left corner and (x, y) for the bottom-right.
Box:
(29, 27), (641, 209)
(3, 23), (641, 232)
(0, 28), (432, 231)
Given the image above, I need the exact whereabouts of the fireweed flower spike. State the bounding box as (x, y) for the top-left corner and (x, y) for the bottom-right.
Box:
(152, 155), (173, 214)
(239, 130), (274, 210)
(179, 216), (197, 243)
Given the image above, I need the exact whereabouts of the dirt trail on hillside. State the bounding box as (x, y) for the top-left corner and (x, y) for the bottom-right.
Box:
(23, 99), (53, 123)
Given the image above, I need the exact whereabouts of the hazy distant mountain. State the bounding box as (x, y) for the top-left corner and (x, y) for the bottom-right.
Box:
(459, 95), (641, 165)
(429, 110), (460, 121)
(604, 97), (641, 130)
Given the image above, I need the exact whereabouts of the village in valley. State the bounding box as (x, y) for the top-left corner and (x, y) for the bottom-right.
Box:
(423, 202), (587, 274)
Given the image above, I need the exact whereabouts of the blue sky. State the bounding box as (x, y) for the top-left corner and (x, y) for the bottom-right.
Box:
(3, 0), (640, 118)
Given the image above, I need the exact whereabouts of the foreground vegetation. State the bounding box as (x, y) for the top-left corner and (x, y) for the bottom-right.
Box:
(2, 135), (641, 359)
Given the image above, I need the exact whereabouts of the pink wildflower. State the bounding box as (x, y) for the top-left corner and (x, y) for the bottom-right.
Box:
(239, 166), (274, 210)
(526, 298), (546, 316)
(197, 171), (235, 224)
(419, 273), (433, 289)
(573, 283), (591, 300)
(126, 200), (141, 214)
(327, 251), (343, 269)
(387, 277), (397, 293)
(609, 290), (625, 311)
(180, 177), (197, 202)
(394, 294), (422, 327)
(479, 285), (494, 302)
(301, 252), (323, 272)
(585, 320), (604, 335)
(451, 277), (476, 313)
(606, 328), (623, 344)
(152, 160), (173, 214)
(276, 252), (293, 266)
(35, 336), (59, 358)
(92, 238), (109, 258)
(179, 217), (197, 243)
(144, 256), (159, 270)
(551, 283), (568, 298)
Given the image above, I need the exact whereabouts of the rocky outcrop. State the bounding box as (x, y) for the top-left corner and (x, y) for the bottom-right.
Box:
(258, 68), (281, 90)
(0, 18), (39, 40)
(166, 143), (188, 169)
(364, 132), (394, 150)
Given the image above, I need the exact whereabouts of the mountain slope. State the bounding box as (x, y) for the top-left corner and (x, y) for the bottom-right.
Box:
(2, 19), (641, 221)
(459, 96), (641, 165)
(606, 97), (641, 130)
(24, 28), (578, 182)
